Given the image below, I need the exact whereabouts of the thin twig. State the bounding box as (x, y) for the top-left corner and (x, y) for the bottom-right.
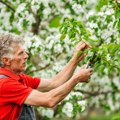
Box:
(27, 63), (50, 74)
(26, 52), (63, 74)
(75, 89), (120, 101)
(0, 0), (15, 12)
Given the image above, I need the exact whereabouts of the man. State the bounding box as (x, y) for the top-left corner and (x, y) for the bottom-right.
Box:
(0, 33), (92, 120)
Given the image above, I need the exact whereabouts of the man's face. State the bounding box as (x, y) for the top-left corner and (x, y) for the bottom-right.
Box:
(8, 44), (28, 73)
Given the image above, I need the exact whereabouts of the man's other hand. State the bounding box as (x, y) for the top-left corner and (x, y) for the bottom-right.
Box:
(72, 41), (91, 63)
(72, 66), (93, 83)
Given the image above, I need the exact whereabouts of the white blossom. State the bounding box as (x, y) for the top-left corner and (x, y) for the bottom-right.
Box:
(98, 12), (104, 16)
(118, 0), (120, 3)
(106, 54), (111, 61)
(41, 108), (54, 118)
(78, 100), (86, 112)
(16, 3), (26, 14)
(62, 102), (73, 117)
(72, 3), (84, 14)
(101, 29), (112, 39)
(104, 10), (114, 15)
(54, 44), (63, 53)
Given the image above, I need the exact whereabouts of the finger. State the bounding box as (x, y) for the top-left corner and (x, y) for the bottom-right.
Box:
(87, 68), (93, 73)
(80, 64), (89, 69)
(79, 43), (86, 51)
(79, 43), (91, 51)
(85, 44), (92, 49)
(82, 40), (92, 49)
(89, 71), (93, 75)
(80, 64), (86, 69)
(85, 79), (90, 83)
(90, 69), (93, 75)
(88, 68), (93, 71)
(77, 41), (85, 47)
(76, 41), (90, 52)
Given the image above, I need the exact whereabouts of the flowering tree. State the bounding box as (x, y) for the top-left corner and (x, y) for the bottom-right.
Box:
(0, 0), (120, 119)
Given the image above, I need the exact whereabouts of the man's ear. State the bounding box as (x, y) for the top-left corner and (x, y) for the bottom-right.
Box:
(2, 57), (11, 66)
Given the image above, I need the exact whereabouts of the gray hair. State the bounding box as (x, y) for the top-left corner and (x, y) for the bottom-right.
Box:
(0, 33), (24, 67)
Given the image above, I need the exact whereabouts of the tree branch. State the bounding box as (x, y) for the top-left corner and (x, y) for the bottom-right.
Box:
(29, 7), (41, 35)
(86, 53), (97, 68)
(75, 89), (120, 101)
(0, 0), (15, 12)
(26, 63), (51, 74)
(26, 52), (62, 74)
(29, 7), (36, 18)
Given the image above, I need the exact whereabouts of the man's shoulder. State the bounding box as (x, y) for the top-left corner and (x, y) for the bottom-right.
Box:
(19, 73), (40, 89)
(19, 73), (33, 79)
(0, 77), (16, 90)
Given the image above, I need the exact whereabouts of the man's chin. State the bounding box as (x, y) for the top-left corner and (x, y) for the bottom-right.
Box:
(22, 65), (27, 72)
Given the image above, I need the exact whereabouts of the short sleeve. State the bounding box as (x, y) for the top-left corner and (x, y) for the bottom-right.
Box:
(1, 79), (33, 105)
(19, 74), (40, 89)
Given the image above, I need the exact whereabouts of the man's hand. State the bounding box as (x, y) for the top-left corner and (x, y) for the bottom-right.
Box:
(72, 41), (91, 63)
(72, 66), (93, 83)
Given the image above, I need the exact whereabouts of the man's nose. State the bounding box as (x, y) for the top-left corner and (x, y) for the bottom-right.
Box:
(24, 52), (29, 59)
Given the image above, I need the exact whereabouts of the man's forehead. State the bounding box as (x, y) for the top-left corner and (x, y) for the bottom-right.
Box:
(13, 44), (25, 52)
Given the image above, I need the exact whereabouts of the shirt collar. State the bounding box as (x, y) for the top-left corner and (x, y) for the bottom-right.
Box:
(0, 67), (20, 81)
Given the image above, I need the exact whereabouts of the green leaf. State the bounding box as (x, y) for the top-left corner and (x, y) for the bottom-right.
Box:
(115, 10), (120, 19)
(9, 13), (14, 23)
(112, 115), (120, 120)
(103, 104), (111, 111)
(96, 0), (109, 11)
(60, 34), (66, 40)
(49, 16), (61, 28)
(77, 50), (83, 58)
(113, 20), (118, 28)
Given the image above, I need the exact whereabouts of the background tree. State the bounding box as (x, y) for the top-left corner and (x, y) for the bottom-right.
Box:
(0, 0), (120, 120)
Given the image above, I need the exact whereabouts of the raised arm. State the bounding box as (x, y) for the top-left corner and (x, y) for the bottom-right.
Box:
(24, 67), (92, 107)
(37, 41), (91, 91)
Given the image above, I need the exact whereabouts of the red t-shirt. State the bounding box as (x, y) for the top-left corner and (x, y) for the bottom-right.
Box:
(0, 68), (40, 120)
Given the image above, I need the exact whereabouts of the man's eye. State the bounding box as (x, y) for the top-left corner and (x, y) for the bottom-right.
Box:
(19, 52), (23, 55)
(25, 51), (29, 55)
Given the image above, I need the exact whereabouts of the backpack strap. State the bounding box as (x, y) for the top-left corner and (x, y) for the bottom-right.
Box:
(0, 75), (9, 78)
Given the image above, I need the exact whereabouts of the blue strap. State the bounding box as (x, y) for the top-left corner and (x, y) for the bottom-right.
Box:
(18, 104), (36, 120)
(0, 74), (8, 78)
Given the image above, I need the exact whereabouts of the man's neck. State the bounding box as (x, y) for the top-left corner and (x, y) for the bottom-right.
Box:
(3, 66), (21, 75)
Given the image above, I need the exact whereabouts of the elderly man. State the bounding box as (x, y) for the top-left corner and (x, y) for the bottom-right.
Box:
(0, 33), (92, 120)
